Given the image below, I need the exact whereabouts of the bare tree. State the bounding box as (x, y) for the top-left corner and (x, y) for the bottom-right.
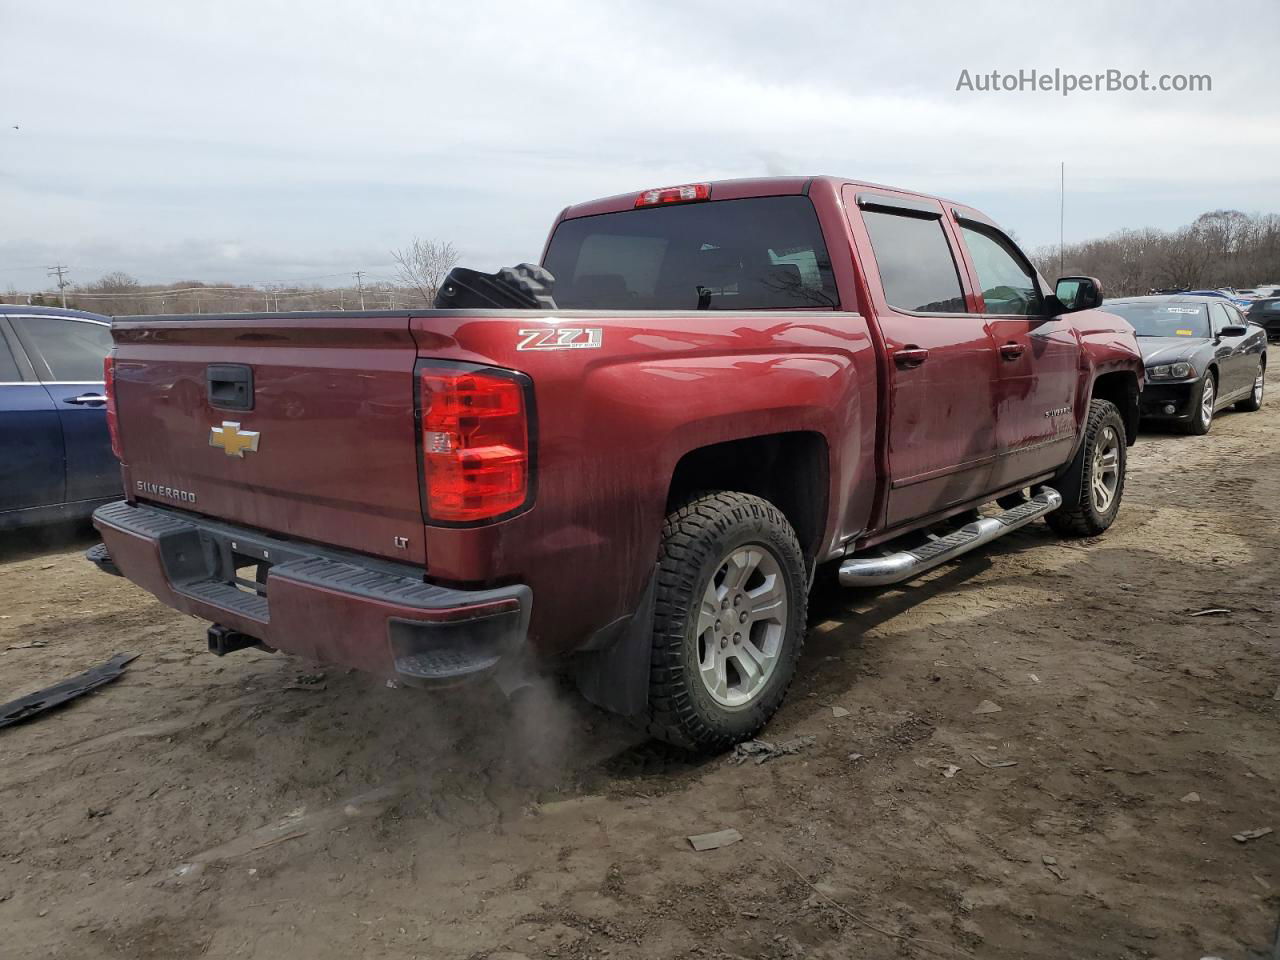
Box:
(88, 271), (141, 291)
(1033, 209), (1280, 297)
(392, 238), (460, 305)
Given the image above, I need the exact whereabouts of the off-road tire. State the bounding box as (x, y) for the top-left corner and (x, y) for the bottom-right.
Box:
(1047, 398), (1127, 537)
(1236, 359), (1265, 412)
(1183, 371), (1216, 435)
(646, 492), (807, 753)
(497, 263), (557, 309)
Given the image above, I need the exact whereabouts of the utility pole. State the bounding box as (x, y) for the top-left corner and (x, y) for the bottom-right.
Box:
(46, 265), (70, 308)
(339, 288), (344, 311)
(353, 271), (366, 310)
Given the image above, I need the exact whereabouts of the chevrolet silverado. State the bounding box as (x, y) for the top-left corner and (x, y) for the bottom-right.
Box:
(90, 176), (1144, 751)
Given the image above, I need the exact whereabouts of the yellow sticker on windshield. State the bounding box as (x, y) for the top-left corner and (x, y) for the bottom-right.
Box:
(1176, 329), (1193, 336)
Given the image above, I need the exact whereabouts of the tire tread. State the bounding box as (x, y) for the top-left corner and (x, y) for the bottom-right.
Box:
(644, 491), (806, 752)
(1047, 398), (1126, 538)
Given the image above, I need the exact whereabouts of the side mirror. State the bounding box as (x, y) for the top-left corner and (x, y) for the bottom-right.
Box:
(1055, 276), (1104, 312)
(1217, 325), (1248, 338)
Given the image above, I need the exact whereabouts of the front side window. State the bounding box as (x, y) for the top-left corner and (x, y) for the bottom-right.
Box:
(11, 317), (111, 381)
(860, 210), (966, 313)
(543, 196), (839, 310)
(1209, 302), (1231, 333)
(960, 225), (1042, 316)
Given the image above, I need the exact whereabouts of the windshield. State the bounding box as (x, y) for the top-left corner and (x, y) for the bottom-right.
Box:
(543, 196), (839, 310)
(1105, 301), (1210, 338)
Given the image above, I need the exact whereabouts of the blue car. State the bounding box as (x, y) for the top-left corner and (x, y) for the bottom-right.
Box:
(1, 305), (120, 530)
(1184, 289), (1256, 311)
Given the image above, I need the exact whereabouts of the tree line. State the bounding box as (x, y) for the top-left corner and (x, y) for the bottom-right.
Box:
(6, 213), (1280, 315)
(1031, 209), (1280, 297)
(0, 239), (460, 317)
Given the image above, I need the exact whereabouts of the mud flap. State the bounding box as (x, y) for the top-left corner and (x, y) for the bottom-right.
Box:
(571, 570), (656, 718)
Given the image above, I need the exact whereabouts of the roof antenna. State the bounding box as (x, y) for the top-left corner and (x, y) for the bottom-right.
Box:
(1059, 161), (1065, 277)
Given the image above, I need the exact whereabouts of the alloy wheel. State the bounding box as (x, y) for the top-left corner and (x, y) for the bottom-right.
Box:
(695, 545), (788, 708)
(1091, 425), (1121, 514)
(1200, 375), (1216, 426)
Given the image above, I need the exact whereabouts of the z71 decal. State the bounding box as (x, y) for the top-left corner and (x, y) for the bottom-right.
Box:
(517, 327), (603, 351)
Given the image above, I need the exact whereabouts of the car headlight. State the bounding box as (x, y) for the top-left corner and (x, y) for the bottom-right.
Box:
(1148, 361), (1195, 380)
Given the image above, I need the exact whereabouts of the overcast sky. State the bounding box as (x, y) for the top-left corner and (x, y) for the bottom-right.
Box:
(3, 0), (1279, 293)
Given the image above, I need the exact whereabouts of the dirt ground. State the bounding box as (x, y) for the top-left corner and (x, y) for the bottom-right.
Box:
(2, 399), (1278, 960)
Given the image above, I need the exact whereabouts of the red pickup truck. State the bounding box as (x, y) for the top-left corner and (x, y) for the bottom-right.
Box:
(91, 176), (1143, 751)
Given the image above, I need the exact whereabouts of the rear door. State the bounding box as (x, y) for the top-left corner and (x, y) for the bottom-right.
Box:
(0, 319), (65, 514)
(10, 314), (120, 503)
(952, 216), (1081, 486)
(843, 187), (1000, 528)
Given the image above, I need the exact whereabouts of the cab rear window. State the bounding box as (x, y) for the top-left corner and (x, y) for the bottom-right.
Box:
(542, 196), (839, 310)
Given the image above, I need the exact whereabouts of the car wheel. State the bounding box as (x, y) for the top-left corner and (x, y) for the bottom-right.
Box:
(1184, 371), (1216, 435)
(646, 492), (807, 752)
(1235, 360), (1265, 412)
(1047, 398), (1126, 538)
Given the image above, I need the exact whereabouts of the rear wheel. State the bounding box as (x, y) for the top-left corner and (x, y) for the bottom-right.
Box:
(646, 492), (807, 752)
(1047, 398), (1126, 537)
(1184, 371), (1216, 435)
(1236, 359), (1265, 412)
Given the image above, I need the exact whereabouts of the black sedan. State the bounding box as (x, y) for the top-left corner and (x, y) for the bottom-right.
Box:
(1246, 297), (1280, 341)
(1104, 295), (1267, 434)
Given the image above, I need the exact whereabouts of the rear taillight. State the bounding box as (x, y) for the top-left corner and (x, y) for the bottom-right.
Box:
(103, 355), (122, 460)
(419, 366), (530, 523)
(635, 183), (711, 207)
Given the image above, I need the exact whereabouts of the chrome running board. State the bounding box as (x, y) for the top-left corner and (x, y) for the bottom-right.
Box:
(838, 487), (1063, 587)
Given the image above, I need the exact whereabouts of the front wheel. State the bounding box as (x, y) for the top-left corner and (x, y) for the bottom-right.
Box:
(1184, 371), (1216, 434)
(1236, 360), (1265, 412)
(1047, 398), (1127, 537)
(646, 492), (807, 752)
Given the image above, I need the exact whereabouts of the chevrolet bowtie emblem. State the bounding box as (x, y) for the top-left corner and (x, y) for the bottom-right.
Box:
(209, 421), (261, 458)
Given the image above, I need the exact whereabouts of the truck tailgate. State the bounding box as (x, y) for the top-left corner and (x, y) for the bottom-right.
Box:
(111, 315), (427, 566)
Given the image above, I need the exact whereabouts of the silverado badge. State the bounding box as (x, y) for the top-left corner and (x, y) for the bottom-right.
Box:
(209, 421), (261, 458)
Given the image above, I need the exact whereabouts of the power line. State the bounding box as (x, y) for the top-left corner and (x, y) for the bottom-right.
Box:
(54, 285), (244, 299)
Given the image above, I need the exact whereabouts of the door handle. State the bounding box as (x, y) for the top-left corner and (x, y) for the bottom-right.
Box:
(999, 342), (1026, 360)
(893, 347), (930, 368)
(63, 394), (107, 405)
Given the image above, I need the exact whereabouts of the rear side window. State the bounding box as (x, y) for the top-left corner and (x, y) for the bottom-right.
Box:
(861, 210), (966, 313)
(11, 317), (111, 381)
(543, 196), (839, 310)
(0, 330), (20, 381)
